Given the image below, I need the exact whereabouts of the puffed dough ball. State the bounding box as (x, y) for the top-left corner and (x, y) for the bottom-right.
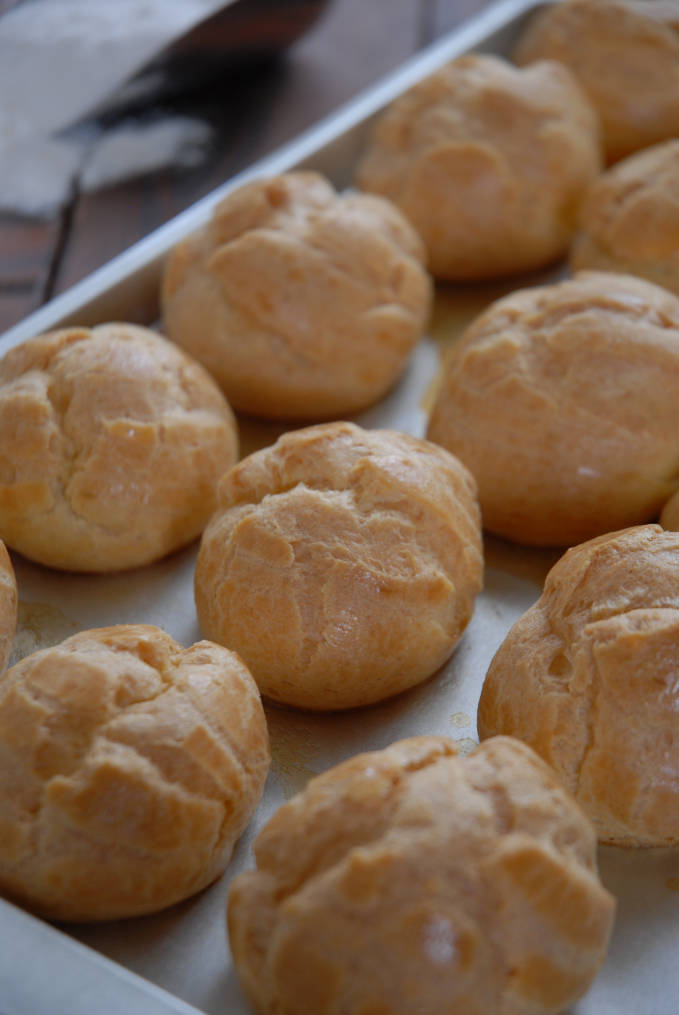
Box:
(571, 140), (679, 296)
(195, 422), (483, 710)
(161, 171), (432, 419)
(0, 323), (239, 572)
(228, 735), (615, 1015)
(355, 53), (601, 280)
(0, 624), (270, 921)
(479, 525), (679, 847)
(427, 271), (679, 547)
(0, 541), (17, 674)
(514, 0), (679, 164)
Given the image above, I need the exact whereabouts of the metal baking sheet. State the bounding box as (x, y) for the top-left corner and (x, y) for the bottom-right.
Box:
(2, 1), (678, 1013)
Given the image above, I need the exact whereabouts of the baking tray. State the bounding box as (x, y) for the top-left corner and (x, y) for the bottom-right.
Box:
(2, 1), (678, 1013)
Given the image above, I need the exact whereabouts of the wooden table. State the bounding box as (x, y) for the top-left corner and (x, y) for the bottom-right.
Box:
(0, 0), (493, 336)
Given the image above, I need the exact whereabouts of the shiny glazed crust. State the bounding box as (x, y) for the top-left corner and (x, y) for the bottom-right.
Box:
(0, 624), (270, 921)
(478, 525), (679, 847)
(0, 541), (17, 674)
(571, 140), (679, 296)
(228, 735), (615, 1015)
(514, 0), (679, 164)
(195, 421), (483, 710)
(427, 271), (679, 546)
(0, 323), (239, 571)
(161, 172), (432, 419)
(355, 53), (601, 280)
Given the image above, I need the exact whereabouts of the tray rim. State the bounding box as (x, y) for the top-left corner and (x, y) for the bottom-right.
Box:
(0, 897), (205, 1015)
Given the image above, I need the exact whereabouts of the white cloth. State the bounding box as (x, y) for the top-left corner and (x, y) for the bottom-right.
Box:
(0, 0), (222, 215)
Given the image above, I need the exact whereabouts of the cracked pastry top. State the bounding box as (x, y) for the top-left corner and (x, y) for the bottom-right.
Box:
(426, 271), (679, 547)
(570, 140), (679, 297)
(514, 0), (679, 164)
(354, 52), (601, 281)
(161, 171), (432, 420)
(478, 525), (679, 847)
(194, 421), (483, 710)
(227, 735), (615, 1015)
(0, 541), (17, 675)
(0, 624), (270, 921)
(0, 323), (238, 572)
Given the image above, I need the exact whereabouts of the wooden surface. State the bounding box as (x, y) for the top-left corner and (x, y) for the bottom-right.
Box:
(0, 0), (494, 335)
